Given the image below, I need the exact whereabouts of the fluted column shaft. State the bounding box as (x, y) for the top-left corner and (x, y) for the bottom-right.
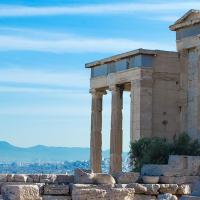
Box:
(90, 89), (104, 173)
(110, 85), (123, 175)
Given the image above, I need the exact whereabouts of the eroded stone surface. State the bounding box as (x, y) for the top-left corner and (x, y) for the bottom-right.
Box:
(44, 184), (69, 195)
(55, 175), (74, 184)
(142, 176), (159, 184)
(40, 174), (57, 183)
(13, 175), (28, 183)
(180, 196), (200, 200)
(126, 183), (147, 194)
(145, 184), (160, 195)
(42, 195), (72, 200)
(74, 169), (94, 184)
(106, 188), (134, 200)
(7, 175), (14, 182)
(27, 175), (40, 183)
(157, 193), (178, 200)
(74, 169), (116, 185)
(0, 175), (7, 182)
(116, 172), (140, 184)
(72, 186), (135, 200)
(2, 184), (41, 200)
(191, 181), (200, 196)
(93, 173), (115, 185)
(159, 184), (178, 194)
(159, 176), (199, 184)
(177, 184), (191, 195)
(72, 188), (106, 200)
(134, 194), (156, 200)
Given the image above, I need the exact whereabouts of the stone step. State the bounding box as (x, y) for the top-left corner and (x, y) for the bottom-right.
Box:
(180, 196), (200, 200)
(42, 196), (72, 200)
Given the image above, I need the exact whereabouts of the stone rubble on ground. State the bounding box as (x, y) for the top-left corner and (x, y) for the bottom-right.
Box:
(0, 155), (200, 199)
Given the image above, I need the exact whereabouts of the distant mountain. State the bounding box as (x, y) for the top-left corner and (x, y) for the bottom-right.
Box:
(0, 141), (127, 163)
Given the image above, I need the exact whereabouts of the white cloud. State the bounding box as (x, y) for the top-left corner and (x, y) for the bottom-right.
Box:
(0, 105), (89, 117)
(0, 86), (89, 98)
(0, 68), (89, 88)
(0, 34), (175, 53)
(147, 16), (180, 22)
(0, 2), (199, 17)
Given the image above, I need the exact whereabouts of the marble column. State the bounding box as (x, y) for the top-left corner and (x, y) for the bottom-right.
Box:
(110, 85), (123, 175)
(130, 79), (152, 142)
(90, 89), (105, 173)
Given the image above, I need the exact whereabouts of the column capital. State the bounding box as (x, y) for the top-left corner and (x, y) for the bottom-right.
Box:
(109, 85), (124, 92)
(179, 49), (188, 56)
(89, 88), (107, 97)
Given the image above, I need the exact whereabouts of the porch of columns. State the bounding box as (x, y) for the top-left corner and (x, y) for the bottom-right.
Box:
(110, 85), (123, 175)
(90, 89), (106, 173)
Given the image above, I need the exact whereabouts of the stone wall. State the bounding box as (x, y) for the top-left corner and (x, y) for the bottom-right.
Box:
(1, 156), (200, 200)
(0, 170), (198, 199)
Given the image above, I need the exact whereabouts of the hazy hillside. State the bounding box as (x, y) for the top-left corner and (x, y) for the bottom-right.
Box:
(0, 141), (115, 162)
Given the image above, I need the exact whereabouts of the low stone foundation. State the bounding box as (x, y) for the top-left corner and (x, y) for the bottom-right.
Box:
(1, 155), (200, 199)
(0, 173), (198, 199)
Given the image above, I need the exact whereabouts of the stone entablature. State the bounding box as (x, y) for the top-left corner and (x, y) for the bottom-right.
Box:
(86, 49), (156, 78)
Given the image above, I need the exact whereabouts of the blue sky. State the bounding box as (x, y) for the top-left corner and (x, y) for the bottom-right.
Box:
(0, 0), (198, 151)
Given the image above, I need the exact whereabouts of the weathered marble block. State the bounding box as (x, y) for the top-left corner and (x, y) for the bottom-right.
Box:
(115, 172), (140, 184)
(54, 175), (74, 184)
(7, 175), (14, 182)
(157, 193), (178, 200)
(44, 184), (69, 195)
(27, 174), (41, 183)
(74, 169), (93, 184)
(42, 196), (72, 200)
(105, 188), (134, 200)
(74, 169), (115, 185)
(169, 155), (200, 176)
(159, 176), (199, 184)
(0, 175), (7, 182)
(159, 184), (178, 194)
(145, 184), (160, 195)
(142, 155), (200, 177)
(2, 184), (41, 200)
(72, 188), (107, 200)
(40, 174), (57, 183)
(126, 183), (147, 194)
(177, 184), (191, 195)
(134, 194), (156, 200)
(13, 174), (28, 182)
(180, 196), (200, 200)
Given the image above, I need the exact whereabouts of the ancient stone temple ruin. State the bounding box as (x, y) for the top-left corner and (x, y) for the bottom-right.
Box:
(86, 9), (200, 174)
(2, 9), (200, 200)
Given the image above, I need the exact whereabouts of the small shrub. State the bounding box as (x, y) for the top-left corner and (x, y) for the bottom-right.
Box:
(172, 133), (200, 155)
(129, 133), (200, 172)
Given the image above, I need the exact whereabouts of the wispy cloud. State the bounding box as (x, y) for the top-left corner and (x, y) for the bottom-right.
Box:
(0, 2), (199, 17)
(0, 86), (88, 98)
(0, 105), (90, 117)
(146, 15), (180, 22)
(0, 68), (89, 89)
(0, 34), (174, 53)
